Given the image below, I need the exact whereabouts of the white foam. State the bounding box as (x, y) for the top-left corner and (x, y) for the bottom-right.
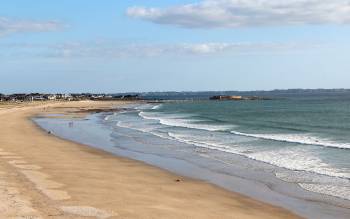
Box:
(299, 183), (350, 201)
(116, 121), (174, 141)
(276, 170), (350, 200)
(167, 132), (241, 154)
(139, 111), (231, 132)
(168, 132), (350, 179)
(116, 121), (155, 133)
(230, 131), (350, 149)
(249, 148), (350, 178)
(276, 171), (350, 184)
(151, 104), (162, 110)
(134, 104), (155, 110)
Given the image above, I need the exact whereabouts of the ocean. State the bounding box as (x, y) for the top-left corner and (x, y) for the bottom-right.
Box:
(34, 91), (350, 218)
(120, 95), (350, 198)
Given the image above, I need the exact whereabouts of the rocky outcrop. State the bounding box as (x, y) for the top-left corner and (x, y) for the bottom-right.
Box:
(209, 95), (271, 101)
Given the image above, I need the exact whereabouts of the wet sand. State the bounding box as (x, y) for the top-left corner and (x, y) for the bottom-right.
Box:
(0, 101), (301, 218)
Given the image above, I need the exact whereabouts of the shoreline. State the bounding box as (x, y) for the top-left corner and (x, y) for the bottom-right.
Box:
(0, 101), (301, 218)
(34, 102), (350, 219)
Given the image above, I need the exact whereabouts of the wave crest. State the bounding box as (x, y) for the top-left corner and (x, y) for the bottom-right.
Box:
(230, 131), (350, 149)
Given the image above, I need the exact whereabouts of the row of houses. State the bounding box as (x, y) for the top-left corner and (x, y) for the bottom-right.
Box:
(0, 93), (71, 102)
(0, 93), (140, 102)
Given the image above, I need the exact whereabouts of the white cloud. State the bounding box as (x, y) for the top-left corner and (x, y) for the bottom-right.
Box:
(0, 17), (62, 37)
(46, 42), (313, 58)
(40, 42), (240, 58)
(126, 0), (350, 28)
(0, 41), (316, 59)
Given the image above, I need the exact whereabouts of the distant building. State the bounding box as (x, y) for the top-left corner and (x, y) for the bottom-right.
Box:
(45, 94), (57, 100)
(0, 94), (5, 102)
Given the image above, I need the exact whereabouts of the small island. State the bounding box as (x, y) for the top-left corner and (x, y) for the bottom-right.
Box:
(209, 95), (271, 101)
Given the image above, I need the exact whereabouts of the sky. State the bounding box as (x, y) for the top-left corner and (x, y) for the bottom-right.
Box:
(1, 0), (350, 93)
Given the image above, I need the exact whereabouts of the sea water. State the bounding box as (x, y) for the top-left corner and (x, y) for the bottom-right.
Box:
(111, 96), (350, 201)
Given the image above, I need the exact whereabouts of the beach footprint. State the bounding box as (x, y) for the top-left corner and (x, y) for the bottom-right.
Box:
(0, 169), (42, 219)
(60, 206), (117, 219)
(0, 152), (71, 202)
(20, 170), (71, 201)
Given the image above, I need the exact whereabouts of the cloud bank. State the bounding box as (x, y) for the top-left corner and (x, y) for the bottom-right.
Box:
(50, 42), (290, 58)
(0, 41), (315, 59)
(0, 17), (62, 37)
(127, 0), (350, 28)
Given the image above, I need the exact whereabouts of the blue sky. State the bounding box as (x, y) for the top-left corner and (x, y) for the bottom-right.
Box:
(1, 0), (350, 93)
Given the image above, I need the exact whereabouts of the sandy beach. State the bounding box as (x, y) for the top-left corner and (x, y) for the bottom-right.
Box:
(0, 101), (301, 219)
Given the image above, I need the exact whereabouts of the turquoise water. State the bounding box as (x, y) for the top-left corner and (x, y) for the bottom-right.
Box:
(113, 97), (350, 200)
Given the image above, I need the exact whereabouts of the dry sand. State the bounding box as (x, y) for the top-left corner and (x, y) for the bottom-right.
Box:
(0, 101), (302, 219)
